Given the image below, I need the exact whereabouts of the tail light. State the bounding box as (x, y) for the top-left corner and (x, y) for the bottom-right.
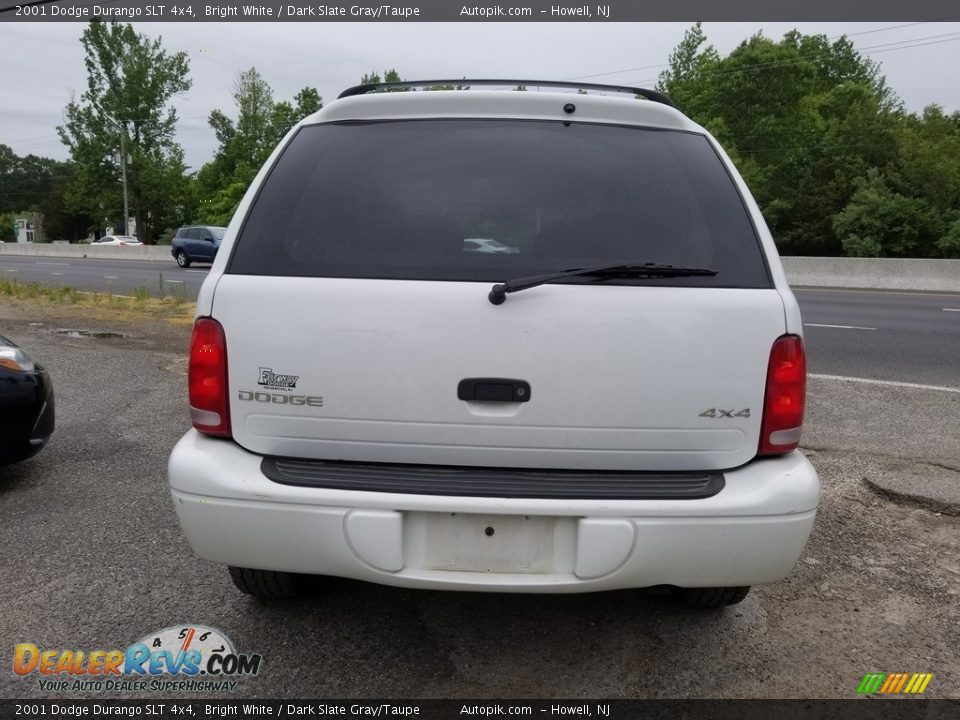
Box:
(188, 318), (231, 437)
(759, 335), (806, 456)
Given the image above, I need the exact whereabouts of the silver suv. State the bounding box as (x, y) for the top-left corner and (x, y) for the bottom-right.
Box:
(169, 80), (819, 609)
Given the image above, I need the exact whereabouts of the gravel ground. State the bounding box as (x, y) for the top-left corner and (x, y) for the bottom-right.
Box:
(0, 302), (957, 699)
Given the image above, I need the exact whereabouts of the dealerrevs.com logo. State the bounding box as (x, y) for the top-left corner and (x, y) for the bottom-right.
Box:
(13, 625), (262, 692)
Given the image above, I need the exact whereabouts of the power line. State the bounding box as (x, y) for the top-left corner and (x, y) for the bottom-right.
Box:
(623, 31), (960, 86)
(866, 35), (960, 54)
(565, 20), (960, 83)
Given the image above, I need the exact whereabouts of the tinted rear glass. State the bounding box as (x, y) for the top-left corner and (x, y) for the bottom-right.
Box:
(229, 120), (770, 288)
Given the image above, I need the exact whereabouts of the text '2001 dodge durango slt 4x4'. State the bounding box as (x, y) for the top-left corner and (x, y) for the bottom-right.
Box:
(168, 80), (819, 609)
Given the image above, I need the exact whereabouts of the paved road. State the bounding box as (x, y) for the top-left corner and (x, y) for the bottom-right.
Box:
(2, 254), (958, 387)
(799, 287), (960, 388)
(0, 255), (209, 298)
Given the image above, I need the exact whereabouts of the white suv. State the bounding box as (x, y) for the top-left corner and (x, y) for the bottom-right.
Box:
(169, 80), (819, 608)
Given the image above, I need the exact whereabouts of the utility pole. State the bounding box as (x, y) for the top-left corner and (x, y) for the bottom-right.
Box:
(119, 121), (130, 236)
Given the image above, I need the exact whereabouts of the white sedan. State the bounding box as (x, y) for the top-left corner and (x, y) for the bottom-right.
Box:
(92, 235), (142, 246)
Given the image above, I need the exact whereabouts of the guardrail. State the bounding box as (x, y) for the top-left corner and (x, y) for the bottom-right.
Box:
(2, 243), (959, 292)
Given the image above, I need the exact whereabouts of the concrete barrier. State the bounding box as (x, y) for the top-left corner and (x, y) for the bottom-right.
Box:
(2, 243), (959, 292)
(781, 257), (960, 293)
(0, 242), (171, 263)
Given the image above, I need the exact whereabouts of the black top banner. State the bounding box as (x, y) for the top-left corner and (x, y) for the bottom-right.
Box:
(2, 700), (960, 720)
(2, 0), (960, 21)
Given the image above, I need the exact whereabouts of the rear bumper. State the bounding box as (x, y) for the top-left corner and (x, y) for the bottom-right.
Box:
(168, 431), (819, 592)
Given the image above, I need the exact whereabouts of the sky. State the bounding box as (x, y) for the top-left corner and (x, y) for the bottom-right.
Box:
(3, 21), (960, 170)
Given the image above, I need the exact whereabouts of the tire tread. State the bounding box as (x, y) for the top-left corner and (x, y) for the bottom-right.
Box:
(228, 566), (299, 599)
(672, 586), (750, 609)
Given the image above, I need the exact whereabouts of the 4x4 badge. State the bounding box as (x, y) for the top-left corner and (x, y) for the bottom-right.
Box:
(700, 408), (751, 418)
(258, 367), (299, 391)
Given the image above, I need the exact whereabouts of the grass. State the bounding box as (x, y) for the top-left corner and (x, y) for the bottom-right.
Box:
(0, 276), (195, 325)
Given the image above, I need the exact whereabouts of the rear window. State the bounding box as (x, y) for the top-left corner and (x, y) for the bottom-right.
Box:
(229, 119), (771, 288)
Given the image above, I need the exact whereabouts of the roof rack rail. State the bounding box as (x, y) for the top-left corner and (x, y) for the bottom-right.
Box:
(337, 79), (674, 107)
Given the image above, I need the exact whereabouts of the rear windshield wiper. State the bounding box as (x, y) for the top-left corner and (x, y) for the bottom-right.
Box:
(488, 262), (718, 305)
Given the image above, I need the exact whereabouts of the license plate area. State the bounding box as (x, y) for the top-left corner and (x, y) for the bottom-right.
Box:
(406, 512), (575, 574)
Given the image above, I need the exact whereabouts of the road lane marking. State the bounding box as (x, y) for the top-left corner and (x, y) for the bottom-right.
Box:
(944, 308), (960, 312)
(795, 287), (960, 299)
(36, 261), (70, 266)
(184, 269), (207, 273)
(166, 280), (184, 284)
(103, 275), (118, 279)
(810, 374), (960, 394)
(804, 323), (876, 330)
(51, 272), (64, 276)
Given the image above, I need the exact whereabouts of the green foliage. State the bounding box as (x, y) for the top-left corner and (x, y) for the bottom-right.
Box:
(361, 69), (405, 87)
(833, 170), (940, 257)
(41, 172), (97, 242)
(890, 106), (960, 212)
(939, 219), (960, 256)
(194, 68), (322, 225)
(0, 212), (15, 242)
(658, 24), (960, 257)
(58, 21), (193, 244)
(424, 82), (470, 91)
(0, 145), (94, 241)
(659, 25), (902, 256)
(199, 181), (249, 226)
(834, 105), (960, 258)
(0, 145), (63, 213)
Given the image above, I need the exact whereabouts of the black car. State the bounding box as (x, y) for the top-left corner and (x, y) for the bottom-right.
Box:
(0, 334), (55, 465)
(170, 225), (227, 268)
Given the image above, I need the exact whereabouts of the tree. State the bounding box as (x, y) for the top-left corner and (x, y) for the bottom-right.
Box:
(0, 144), (65, 214)
(425, 81), (470, 91)
(360, 69), (412, 92)
(0, 144), (95, 241)
(0, 213), (15, 243)
(40, 170), (97, 242)
(656, 22), (720, 120)
(195, 68), (322, 225)
(58, 21), (193, 243)
(890, 106), (960, 218)
(361, 69), (402, 85)
(939, 219), (960, 257)
(658, 25), (900, 255)
(833, 169), (939, 257)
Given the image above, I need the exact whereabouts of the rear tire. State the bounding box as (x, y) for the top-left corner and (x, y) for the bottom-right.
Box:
(175, 250), (190, 268)
(228, 566), (299, 599)
(671, 586), (750, 609)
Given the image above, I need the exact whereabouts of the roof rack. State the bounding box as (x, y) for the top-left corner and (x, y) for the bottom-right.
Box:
(337, 79), (674, 107)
